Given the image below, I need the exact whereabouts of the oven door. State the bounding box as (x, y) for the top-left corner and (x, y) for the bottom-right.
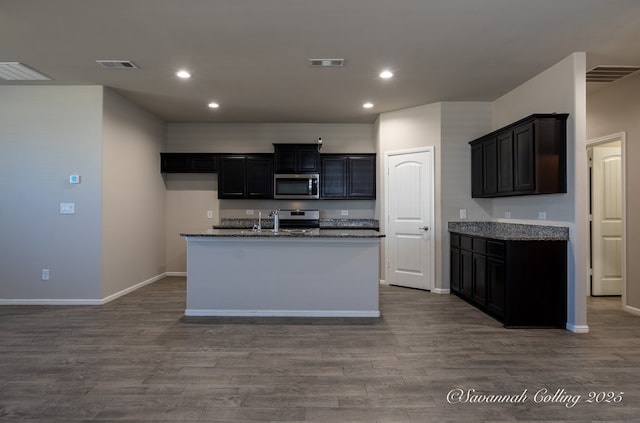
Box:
(273, 174), (319, 199)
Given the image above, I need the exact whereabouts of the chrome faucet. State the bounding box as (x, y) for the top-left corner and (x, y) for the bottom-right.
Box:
(270, 209), (280, 233)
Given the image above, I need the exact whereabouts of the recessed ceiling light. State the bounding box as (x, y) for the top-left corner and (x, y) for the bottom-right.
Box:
(379, 70), (393, 79)
(176, 70), (191, 79)
(363, 102), (374, 109)
(208, 102), (220, 109)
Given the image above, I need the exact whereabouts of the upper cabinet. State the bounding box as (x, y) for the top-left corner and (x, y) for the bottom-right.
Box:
(320, 154), (376, 199)
(273, 144), (320, 173)
(218, 154), (273, 199)
(160, 153), (217, 173)
(469, 113), (568, 198)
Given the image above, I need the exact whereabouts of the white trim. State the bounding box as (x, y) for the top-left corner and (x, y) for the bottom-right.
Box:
(379, 279), (388, 285)
(566, 323), (590, 334)
(185, 309), (381, 318)
(0, 273), (166, 306)
(431, 288), (450, 295)
(586, 132), (627, 309)
(166, 271), (187, 277)
(101, 273), (166, 304)
(623, 304), (640, 317)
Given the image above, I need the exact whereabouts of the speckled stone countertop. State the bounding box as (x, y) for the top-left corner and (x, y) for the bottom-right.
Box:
(448, 221), (569, 241)
(181, 228), (384, 239)
(213, 218), (379, 230)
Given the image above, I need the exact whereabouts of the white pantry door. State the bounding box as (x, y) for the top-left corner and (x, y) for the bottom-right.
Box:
(385, 148), (434, 290)
(592, 145), (623, 296)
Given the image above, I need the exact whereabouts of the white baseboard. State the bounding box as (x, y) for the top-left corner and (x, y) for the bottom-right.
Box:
(566, 323), (590, 333)
(185, 309), (381, 318)
(431, 288), (450, 294)
(623, 304), (640, 316)
(379, 279), (388, 285)
(0, 273), (166, 306)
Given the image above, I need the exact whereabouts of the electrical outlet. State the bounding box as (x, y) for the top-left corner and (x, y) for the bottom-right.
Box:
(59, 203), (75, 214)
(538, 211), (547, 220)
(207, 210), (213, 219)
(41, 269), (50, 281)
(341, 210), (349, 216)
(505, 211), (511, 218)
(245, 210), (254, 215)
(459, 209), (467, 219)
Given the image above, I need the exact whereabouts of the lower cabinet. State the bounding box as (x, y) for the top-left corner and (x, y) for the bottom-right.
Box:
(450, 232), (567, 328)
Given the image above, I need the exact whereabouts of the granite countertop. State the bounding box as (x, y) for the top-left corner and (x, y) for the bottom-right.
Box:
(448, 221), (569, 241)
(182, 228), (384, 239)
(214, 218), (379, 230)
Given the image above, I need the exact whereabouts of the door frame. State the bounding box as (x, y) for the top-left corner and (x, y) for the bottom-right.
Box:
(586, 132), (627, 307)
(383, 147), (436, 291)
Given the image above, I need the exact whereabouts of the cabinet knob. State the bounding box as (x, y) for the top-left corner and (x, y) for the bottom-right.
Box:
(419, 226), (429, 231)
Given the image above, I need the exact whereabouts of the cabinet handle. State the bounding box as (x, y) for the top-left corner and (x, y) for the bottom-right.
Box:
(419, 226), (429, 231)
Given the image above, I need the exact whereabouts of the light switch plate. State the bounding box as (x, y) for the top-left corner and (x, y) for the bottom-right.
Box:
(505, 211), (511, 218)
(69, 175), (81, 184)
(538, 211), (547, 220)
(59, 203), (75, 214)
(207, 210), (213, 219)
(341, 210), (349, 216)
(246, 210), (254, 215)
(459, 209), (467, 219)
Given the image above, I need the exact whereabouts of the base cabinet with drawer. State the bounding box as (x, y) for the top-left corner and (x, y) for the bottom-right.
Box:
(450, 232), (567, 328)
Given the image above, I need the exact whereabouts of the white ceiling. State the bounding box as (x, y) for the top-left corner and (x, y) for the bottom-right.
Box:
(2, 0), (640, 123)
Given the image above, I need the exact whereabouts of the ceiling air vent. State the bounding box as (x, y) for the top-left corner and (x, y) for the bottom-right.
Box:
(586, 65), (640, 83)
(309, 58), (345, 68)
(0, 62), (51, 80)
(96, 60), (138, 69)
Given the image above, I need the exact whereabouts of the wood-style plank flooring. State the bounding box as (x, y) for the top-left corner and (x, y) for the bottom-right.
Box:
(1, 276), (639, 422)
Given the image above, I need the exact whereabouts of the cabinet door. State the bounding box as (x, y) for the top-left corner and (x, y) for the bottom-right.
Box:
(161, 153), (190, 173)
(471, 143), (484, 197)
(497, 132), (513, 193)
(246, 156), (273, 198)
(487, 257), (505, 318)
(321, 156), (348, 198)
(348, 155), (376, 198)
(296, 146), (320, 173)
(460, 249), (473, 299)
(472, 253), (487, 306)
(450, 247), (461, 293)
(513, 122), (535, 192)
(218, 156), (247, 199)
(482, 137), (498, 195)
(189, 154), (217, 172)
(274, 145), (297, 173)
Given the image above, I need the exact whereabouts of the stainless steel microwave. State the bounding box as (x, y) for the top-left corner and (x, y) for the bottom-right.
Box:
(273, 174), (320, 199)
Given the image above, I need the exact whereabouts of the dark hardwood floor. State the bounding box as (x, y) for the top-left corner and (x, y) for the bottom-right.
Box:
(1, 276), (639, 422)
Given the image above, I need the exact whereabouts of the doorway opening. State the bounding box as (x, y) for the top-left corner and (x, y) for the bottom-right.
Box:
(587, 133), (626, 305)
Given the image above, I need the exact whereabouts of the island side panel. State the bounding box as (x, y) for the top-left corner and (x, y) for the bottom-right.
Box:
(184, 237), (380, 317)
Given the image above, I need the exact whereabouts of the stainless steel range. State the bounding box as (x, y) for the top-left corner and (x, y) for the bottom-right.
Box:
(278, 209), (320, 234)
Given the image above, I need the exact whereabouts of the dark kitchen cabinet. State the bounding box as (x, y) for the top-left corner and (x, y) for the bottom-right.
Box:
(160, 153), (218, 173)
(320, 154), (376, 199)
(469, 113), (568, 198)
(273, 144), (320, 173)
(218, 155), (273, 199)
(449, 231), (567, 328)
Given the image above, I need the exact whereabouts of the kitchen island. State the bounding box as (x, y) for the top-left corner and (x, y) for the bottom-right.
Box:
(181, 229), (384, 318)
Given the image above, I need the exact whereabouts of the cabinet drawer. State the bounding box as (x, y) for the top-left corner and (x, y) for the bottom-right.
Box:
(460, 236), (473, 251)
(472, 238), (486, 253)
(487, 240), (505, 258)
(450, 233), (460, 247)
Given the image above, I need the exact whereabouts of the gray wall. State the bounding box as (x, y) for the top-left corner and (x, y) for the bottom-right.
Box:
(101, 89), (167, 298)
(587, 70), (640, 312)
(0, 86), (104, 301)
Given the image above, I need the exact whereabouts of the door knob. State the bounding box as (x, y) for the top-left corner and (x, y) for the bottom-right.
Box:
(419, 226), (429, 231)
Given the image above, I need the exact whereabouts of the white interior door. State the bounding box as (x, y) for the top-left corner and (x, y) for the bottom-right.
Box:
(592, 144), (622, 296)
(385, 148), (434, 290)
